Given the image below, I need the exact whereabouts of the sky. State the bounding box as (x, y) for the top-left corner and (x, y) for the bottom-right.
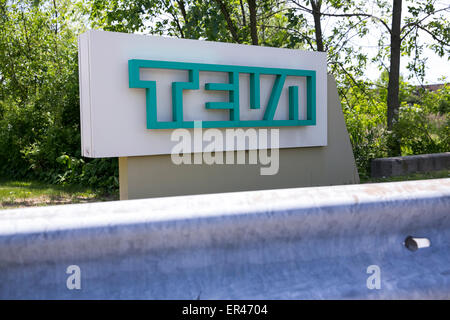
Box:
(360, 17), (450, 85)
(419, 51), (450, 84)
(324, 0), (450, 85)
(369, 46), (450, 85)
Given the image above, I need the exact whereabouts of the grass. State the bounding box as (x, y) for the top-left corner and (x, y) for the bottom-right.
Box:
(1, 170), (448, 210)
(0, 179), (118, 210)
(360, 169), (450, 184)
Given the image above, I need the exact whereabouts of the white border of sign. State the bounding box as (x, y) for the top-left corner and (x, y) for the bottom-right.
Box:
(78, 30), (327, 157)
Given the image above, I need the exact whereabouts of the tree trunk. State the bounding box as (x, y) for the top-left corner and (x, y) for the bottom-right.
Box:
(247, 0), (258, 45)
(386, 0), (402, 154)
(310, 0), (324, 52)
(240, 0), (246, 26)
(176, 0), (189, 37)
(215, 0), (241, 43)
(387, 0), (402, 129)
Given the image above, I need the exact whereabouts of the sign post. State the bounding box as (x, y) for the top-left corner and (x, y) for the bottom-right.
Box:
(78, 30), (358, 200)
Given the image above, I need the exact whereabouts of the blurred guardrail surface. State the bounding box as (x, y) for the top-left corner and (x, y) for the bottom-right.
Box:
(0, 179), (449, 299)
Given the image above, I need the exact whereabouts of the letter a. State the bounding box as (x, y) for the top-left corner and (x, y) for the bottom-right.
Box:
(66, 265), (81, 290)
(366, 265), (381, 290)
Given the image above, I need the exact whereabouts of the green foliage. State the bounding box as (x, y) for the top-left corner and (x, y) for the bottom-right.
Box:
(340, 73), (449, 179)
(0, 0), (448, 187)
(0, 178), (117, 209)
(340, 77), (389, 179)
(0, 0), (118, 192)
(88, 0), (295, 47)
(394, 84), (449, 156)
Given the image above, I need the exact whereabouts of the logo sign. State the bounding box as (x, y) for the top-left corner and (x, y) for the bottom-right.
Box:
(78, 30), (327, 157)
(128, 60), (316, 129)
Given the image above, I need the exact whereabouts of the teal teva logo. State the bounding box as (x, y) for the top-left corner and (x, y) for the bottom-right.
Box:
(129, 59), (316, 129)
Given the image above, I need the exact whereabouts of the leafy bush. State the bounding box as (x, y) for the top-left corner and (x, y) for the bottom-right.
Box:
(340, 75), (449, 179)
(0, 1), (118, 192)
(339, 79), (389, 179)
(395, 84), (449, 155)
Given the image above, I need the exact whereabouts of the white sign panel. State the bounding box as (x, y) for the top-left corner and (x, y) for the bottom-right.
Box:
(78, 30), (327, 157)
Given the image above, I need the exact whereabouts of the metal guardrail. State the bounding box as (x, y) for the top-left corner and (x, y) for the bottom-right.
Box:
(0, 179), (449, 299)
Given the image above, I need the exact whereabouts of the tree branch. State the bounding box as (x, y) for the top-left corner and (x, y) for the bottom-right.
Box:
(290, 0), (391, 33)
(161, 1), (185, 38)
(214, 0), (241, 43)
(291, 0), (313, 14)
(417, 24), (450, 47)
(320, 12), (392, 33)
(261, 24), (316, 50)
(239, 0), (246, 26)
(176, 0), (188, 22)
(400, 6), (450, 40)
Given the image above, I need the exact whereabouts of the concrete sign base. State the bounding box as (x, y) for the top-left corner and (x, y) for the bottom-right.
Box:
(119, 75), (359, 200)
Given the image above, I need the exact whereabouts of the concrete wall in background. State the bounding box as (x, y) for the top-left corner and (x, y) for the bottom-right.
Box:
(371, 152), (450, 178)
(1, 179), (449, 299)
(120, 75), (359, 200)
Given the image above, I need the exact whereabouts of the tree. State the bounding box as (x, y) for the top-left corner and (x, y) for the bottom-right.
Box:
(0, 0), (118, 190)
(355, 0), (448, 154)
(289, 0), (449, 155)
(2, 0), (447, 184)
(286, 0), (379, 117)
(89, 0), (295, 47)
